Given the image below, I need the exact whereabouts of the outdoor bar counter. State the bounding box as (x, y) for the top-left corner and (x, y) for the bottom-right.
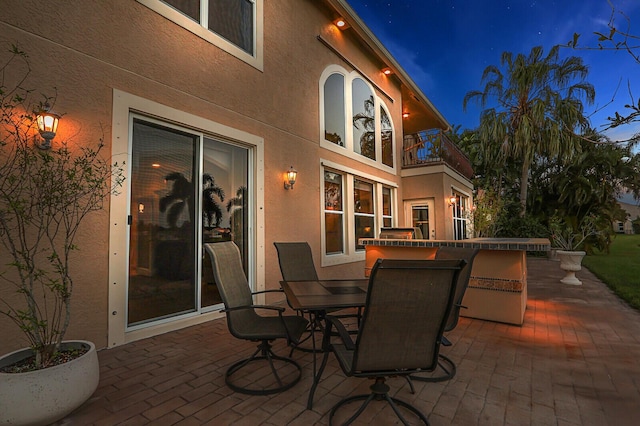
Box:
(360, 237), (550, 325)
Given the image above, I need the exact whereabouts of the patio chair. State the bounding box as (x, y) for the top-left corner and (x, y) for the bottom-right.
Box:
(274, 242), (361, 353)
(204, 241), (308, 395)
(312, 258), (464, 425)
(410, 246), (479, 384)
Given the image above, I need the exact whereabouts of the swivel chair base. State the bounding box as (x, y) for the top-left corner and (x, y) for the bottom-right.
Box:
(329, 377), (429, 425)
(226, 340), (302, 395)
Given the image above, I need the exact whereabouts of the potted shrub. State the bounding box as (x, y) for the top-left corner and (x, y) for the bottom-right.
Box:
(0, 45), (124, 425)
(549, 215), (598, 285)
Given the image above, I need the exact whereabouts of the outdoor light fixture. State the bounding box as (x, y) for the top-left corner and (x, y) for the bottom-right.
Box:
(448, 195), (457, 206)
(382, 67), (393, 75)
(402, 112), (410, 118)
(284, 166), (297, 190)
(35, 105), (60, 149)
(333, 17), (349, 30)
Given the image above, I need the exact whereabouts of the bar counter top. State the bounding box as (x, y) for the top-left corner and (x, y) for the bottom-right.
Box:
(359, 237), (550, 252)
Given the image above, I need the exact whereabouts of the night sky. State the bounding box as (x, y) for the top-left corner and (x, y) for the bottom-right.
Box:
(346, 0), (640, 144)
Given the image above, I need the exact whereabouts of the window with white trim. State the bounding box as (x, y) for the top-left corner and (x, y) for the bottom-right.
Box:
(320, 66), (395, 170)
(138, 0), (262, 68)
(322, 164), (396, 265)
(354, 179), (375, 249)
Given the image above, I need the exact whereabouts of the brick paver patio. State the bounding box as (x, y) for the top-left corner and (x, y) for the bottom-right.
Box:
(55, 257), (640, 425)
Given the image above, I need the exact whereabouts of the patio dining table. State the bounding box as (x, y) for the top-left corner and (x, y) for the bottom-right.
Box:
(279, 279), (369, 408)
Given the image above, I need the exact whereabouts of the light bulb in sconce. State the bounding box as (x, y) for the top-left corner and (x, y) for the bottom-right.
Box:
(35, 105), (60, 149)
(284, 166), (297, 190)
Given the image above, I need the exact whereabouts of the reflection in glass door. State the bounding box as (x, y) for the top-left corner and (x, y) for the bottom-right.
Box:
(201, 137), (248, 309)
(127, 118), (249, 327)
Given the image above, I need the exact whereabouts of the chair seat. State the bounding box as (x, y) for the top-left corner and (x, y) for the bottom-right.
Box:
(230, 311), (308, 342)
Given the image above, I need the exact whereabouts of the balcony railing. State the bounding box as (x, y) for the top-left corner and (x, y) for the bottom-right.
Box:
(403, 129), (474, 180)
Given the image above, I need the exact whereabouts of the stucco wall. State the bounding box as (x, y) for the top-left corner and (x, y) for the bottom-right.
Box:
(0, 0), (406, 353)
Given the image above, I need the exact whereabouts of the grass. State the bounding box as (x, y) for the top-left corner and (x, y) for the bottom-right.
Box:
(583, 234), (640, 311)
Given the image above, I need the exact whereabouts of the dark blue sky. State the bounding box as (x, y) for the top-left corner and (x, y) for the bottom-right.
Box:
(346, 0), (640, 143)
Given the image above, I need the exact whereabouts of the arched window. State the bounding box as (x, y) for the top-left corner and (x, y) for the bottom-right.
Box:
(352, 78), (375, 161)
(323, 73), (346, 147)
(320, 66), (395, 170)
(380, 104), (394, 167)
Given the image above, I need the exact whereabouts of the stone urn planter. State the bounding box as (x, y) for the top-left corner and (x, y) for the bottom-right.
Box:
(556, 250), (586, 285)
(0, 340), (99, 426)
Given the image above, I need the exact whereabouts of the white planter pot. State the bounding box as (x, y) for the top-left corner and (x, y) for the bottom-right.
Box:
(0, 340), (99, 426)
(556, 250), (586, 285)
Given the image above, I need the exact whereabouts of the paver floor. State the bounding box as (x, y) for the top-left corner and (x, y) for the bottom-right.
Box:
(55, 257), (640, 425)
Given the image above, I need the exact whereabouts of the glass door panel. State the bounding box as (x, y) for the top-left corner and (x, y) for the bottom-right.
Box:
(128, 119), (198, 326)
(201, 137), (248, 309)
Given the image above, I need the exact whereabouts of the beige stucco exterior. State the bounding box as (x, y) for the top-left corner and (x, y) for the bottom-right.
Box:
(0, 0), (473, 354)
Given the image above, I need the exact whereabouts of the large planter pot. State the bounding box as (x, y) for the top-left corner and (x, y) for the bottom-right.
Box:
(0, 340), (99, 426)
(556, 250), (586, 285)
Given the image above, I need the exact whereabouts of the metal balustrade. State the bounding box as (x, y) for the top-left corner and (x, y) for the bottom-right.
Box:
(403, 129), (474, 180)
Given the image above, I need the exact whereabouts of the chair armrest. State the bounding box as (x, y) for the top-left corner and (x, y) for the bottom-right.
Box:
(222, 304), (285, 314)
(325, 315), (355, 351)
(252, 304), (286, 313)
(221, 305), (252, 314)
(252, 289), (284, 296)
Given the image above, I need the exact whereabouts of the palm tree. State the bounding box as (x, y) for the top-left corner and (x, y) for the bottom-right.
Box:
(463, 45), (595, 216)
(226, 186), (247, 260)
(159, 172), (193, 228)
(202, 174), (225, 229)
(159, 173), (225, 229)
(353, 95), (376, 160)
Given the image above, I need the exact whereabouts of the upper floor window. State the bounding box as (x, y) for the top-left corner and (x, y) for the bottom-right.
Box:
(320, 66), (395, 170)
(323, 73), (346, 146)
(139, 0), (263, 69)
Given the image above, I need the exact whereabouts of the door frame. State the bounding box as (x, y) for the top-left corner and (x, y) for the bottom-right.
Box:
(108, 90), (264, 348)
(404, 199), (435, 239)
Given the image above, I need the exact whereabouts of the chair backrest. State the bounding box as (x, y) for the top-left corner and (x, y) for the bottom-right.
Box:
(435, 246), (479, 331)
(352, 258), (464, 372)
(204, 241), (253, 310)
(274, 242), (319, 281)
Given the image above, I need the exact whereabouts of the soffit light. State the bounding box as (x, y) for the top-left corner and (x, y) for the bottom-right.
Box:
(333, 17), (350, 30)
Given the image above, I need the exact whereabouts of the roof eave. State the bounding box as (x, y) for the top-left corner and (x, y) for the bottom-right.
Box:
(325, 0), (451, 131)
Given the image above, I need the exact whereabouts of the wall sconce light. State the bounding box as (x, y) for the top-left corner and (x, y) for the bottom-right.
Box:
(284, 166), (297, 190)
(35, 105), (60, 149)
(382, 67), (393, 76)
(333, 17), (350, 30)
(448, 195), (457, 206)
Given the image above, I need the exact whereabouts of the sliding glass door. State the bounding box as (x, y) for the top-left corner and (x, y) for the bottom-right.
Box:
(127, 118), (249, 327)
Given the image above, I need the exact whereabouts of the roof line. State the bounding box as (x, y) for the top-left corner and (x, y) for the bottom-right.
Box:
(327, 0), (451, 130)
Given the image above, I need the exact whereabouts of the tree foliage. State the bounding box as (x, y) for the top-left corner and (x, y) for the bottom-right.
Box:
(0, 45), (124, 368)
(565, 3), (640, 135)
(464, 45), (595, 216)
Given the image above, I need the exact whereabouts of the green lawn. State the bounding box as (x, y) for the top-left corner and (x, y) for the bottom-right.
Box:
(583, 234), (640, 311)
